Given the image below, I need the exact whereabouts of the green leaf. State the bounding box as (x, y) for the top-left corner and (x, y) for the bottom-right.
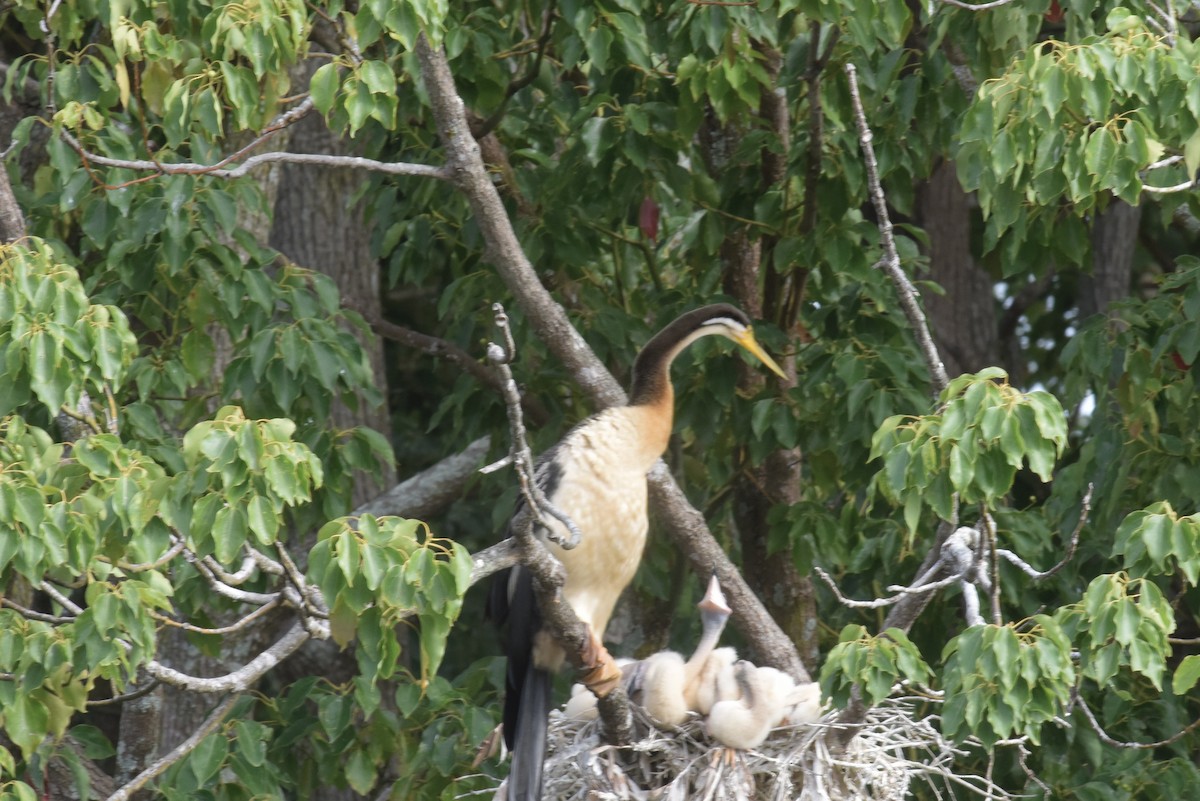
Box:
(1185, 129), (1200, 180)
(1113, 599), (1140, 647)
(1172, 654), (1200, 695)
(247, 495), (278, 545)
(1140, 513), (1173, 565)
(345, 748), (377, 795)
(189, 733), (228, 786)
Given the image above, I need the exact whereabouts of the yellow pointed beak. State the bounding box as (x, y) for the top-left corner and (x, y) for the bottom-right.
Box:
(735, 328), (788, 379)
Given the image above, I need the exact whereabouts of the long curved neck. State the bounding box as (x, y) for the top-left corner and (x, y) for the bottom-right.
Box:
(628, 325), (714, 408)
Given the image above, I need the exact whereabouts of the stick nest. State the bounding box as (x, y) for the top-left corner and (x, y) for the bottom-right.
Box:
(541, 695), (1014, 801)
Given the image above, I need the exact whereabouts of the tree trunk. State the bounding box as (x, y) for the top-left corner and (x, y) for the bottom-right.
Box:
(918, 160), (997, 377)
(1081, 198), (1140, 319)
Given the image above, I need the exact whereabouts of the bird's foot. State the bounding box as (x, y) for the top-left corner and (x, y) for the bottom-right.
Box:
(578, 631), (623, 697)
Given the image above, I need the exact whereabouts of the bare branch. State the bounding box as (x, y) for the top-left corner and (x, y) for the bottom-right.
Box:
(201, 553), (260, 586)
(484, 302), (633, 745)
(1141, 178), (1197, 195)
(61, 127), (448, 183)
(937, 0), (1020, 8)
(144, 621), (313, 693)
(149, 599), (282, 636)
(845, 63), (949, 395)
(815, 564), (966, 609)
(186, 550), (281, 606)
(105, 694), (240, 801)
(1073, 691), (1200, 749)
(369, 316), (551, 425)
(488, 305), (583, 549)
(39, 580), (84, 615)
(469, 538), (521, 586)
(2, 597), (74, 623)
(118, 540), (187, 572)
(995, 484), (1092, 581)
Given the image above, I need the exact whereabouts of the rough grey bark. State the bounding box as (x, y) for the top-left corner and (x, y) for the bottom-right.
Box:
(1081, 198), (1141, 319)
(918, 159), (997, 378)
(0, 164), (25, 243)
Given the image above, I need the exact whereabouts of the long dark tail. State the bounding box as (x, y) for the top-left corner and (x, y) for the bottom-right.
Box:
(490, 566), (551, 799)
(507, 663), (552, 800)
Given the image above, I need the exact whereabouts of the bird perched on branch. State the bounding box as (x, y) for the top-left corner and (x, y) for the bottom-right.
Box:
(489, 304), (787, 800)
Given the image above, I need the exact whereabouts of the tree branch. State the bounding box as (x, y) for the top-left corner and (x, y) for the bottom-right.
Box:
(368, 315), (550, 425)
(845, 63), (949, 396)
(144, 621), (313, 693)
(63, 127), (450, 183)
(104, 694), (240, 801)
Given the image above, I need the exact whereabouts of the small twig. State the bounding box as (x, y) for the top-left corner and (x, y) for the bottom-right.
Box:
(937, 0), (1020, 8)
(148, 599), (282, 636)
(105, 694), (240, 801)
(2, 596), (74, 623)
(39, 580), (84, 615)
(815, 563), (966, 609)
(57, 401), (104, 435)
(86, 679), (161, 708)
(118, 540), (186, 572)
(995, 484), (1092, 581)
(471, 1), (557, 139)
(485, 301), (633, 746)
(1073, 691), (1200, 749)
(61, 126), (448, 183)
(845, 63), (949, 395)
(1140, 178), (1197, 195)
(487, 303), (583, 549)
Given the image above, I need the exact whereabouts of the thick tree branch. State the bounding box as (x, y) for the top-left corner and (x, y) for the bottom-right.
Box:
(414, 33), (806, 682)
(0, 157), (27, 243)
(415, 36), (625, 409)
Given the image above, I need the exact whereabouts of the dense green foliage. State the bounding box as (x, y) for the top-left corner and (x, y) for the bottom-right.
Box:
(2, 0), (1200, 798)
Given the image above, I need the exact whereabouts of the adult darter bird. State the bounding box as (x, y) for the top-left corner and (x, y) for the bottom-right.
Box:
(488, 303), (787, 800)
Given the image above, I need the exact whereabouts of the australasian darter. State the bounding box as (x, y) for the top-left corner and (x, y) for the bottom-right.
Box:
(488, 304), (787, 800)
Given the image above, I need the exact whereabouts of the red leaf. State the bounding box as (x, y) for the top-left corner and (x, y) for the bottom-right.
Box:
(639, 196), (659, 243)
